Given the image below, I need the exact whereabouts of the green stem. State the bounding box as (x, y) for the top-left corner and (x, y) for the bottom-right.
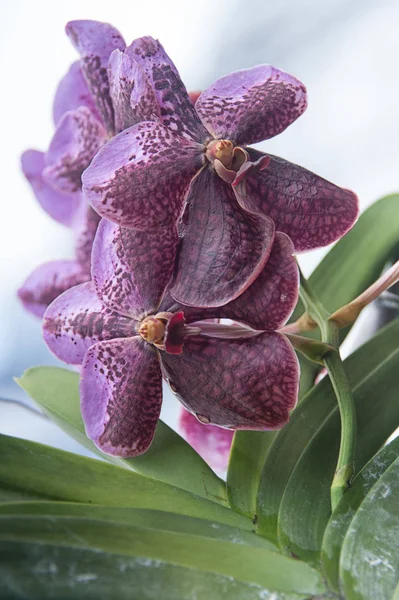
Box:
(298, 266), (357, 510)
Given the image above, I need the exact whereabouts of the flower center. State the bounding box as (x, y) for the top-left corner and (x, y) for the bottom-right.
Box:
(206, 139), (248, 184)
(138, 316), (166, 345)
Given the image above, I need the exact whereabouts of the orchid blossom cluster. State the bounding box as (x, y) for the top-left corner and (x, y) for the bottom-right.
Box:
(20, 20), (358, 462)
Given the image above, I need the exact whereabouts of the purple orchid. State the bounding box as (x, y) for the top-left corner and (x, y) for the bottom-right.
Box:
(179, 407), (234, 473)
(43, 217), (299, 457)
(81, 32), (359, 309)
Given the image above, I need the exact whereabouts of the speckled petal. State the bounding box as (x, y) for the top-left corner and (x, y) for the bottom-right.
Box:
(21, 150), (82, 227)
(18, 260), (89, 319)
(82, 121), (204, 229)
(169, 167), (275, 308)
(53, 61), (100, 126)
(73, 204), (101, 272)
(195, 65), (307, 146)
(108, 49), (161, 133)
(234, 149), (359, 252)
(44, 107), (107, 194)
(162, 332), (299, 429)
(66, 20), (125, 133)
(92, 219), (178, 318)
(179, 407), (233, 472)
(81, 337), (162, 457)
(43, 281), (134, 365)
(126, 37), (208, 142)
(167, 232), (299, 330)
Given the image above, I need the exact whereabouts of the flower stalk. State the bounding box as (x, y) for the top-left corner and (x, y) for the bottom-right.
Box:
(298, 267), (357, 510)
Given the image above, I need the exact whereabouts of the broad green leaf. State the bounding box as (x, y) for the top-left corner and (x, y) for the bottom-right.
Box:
(293, 193), (399, 395)
(227, 430), (276, 517)
(0, 516), (326, 599)
(17, 367), (227, 504)
(340, 453), (399, 600)
(0, 434), (250, 531)
(256, 319), (399, 543)
(321, 437), (399, 591)
(0, 502), (275, 550)
(277, 343), (399, 563)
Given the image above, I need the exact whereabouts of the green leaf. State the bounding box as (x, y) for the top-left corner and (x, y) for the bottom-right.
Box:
(321, 437), (399, 591)
(0, 502), (275, 550)
(293, 193), (399, 395)
(17, 366), (227, 504)
(0, 516), (326, 599)
(340, 452), (399, 600)
(0, 434), (250, 531)
(256, 319), (399, 544)
(227, 430), (276, 517)
(277, 341), (399, 563)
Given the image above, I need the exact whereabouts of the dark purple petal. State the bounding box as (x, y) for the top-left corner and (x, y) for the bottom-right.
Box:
(126, 37), (208, 142)
(81, 337), (162, 456)
(53, 61), (100, 126)
(66, 20), (125, 133)
(178, 407), (234, 472)
(73, 204), (101, 272)
(169, 167), (275, 308)
(18, 260), (89, 318)
(195, 65), (307, 146)
(43, 281), (134, 365)
(161, 332), (299, 429)
(82, 121), (204, 229)
(44, 107), (107, 193)
(92, 219), (178, 317)
(108, 49), (161, 133)
(21, 150), (82, 227)
(234, 149), (359, 252)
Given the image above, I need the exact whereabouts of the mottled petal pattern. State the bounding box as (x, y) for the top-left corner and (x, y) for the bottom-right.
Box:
(21, 150), (82, 227)
(81, 337), (162, 456)
(53, 61), (100, 126)
(235, 149), (359, 252)
(66, 20), (125, 133)
(73, 204), (101, 272)
(179, 407), (234, 472)
(162, 332), (299, 429)
(126, 37), (208, 142)
(169, 167), (275, 307)
(44, 107), (107, 193)
(196, 65), (307, 146)
(108, 49), (161, 133)
(43, 281), (134, 365)
(82, 121), (204, 229)
(92, 219), (178, 318)
(18, 260), (89, 318)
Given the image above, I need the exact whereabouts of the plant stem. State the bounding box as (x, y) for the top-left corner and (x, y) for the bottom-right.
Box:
(298, 266), (357, 510)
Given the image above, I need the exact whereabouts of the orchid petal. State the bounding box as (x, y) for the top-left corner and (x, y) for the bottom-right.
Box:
(21, 150), (82, 227)
(82, 121), (204, 229)
(81, 337), (162, 456)
(234, 149), (359, 252)
(73, 204), (101, 272)
(44, 107), (107, 194)
(169, 167), (275, 308)
(162, 332), (299, 429)
(178, 407), (233, 472)
(195, 65), (307, 145)
(43, 281), (134, 365)
(66, 20), (125, 133)
(126, 37), (207, 142)
(92, 219), (178, 318)
(18, 260), (89, 318)
(53, 61), (100, 126)
(108, 49), (161, 133)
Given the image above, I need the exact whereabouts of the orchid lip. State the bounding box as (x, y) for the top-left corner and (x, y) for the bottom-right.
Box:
(206, 139), (248, 176)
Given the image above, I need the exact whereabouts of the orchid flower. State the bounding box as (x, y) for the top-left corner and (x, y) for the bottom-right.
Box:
(81, 31), (358, 309)
(43, 219), (299, 457)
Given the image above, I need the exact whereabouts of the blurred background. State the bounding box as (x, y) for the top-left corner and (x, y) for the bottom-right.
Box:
(1, 0), (398, 456)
